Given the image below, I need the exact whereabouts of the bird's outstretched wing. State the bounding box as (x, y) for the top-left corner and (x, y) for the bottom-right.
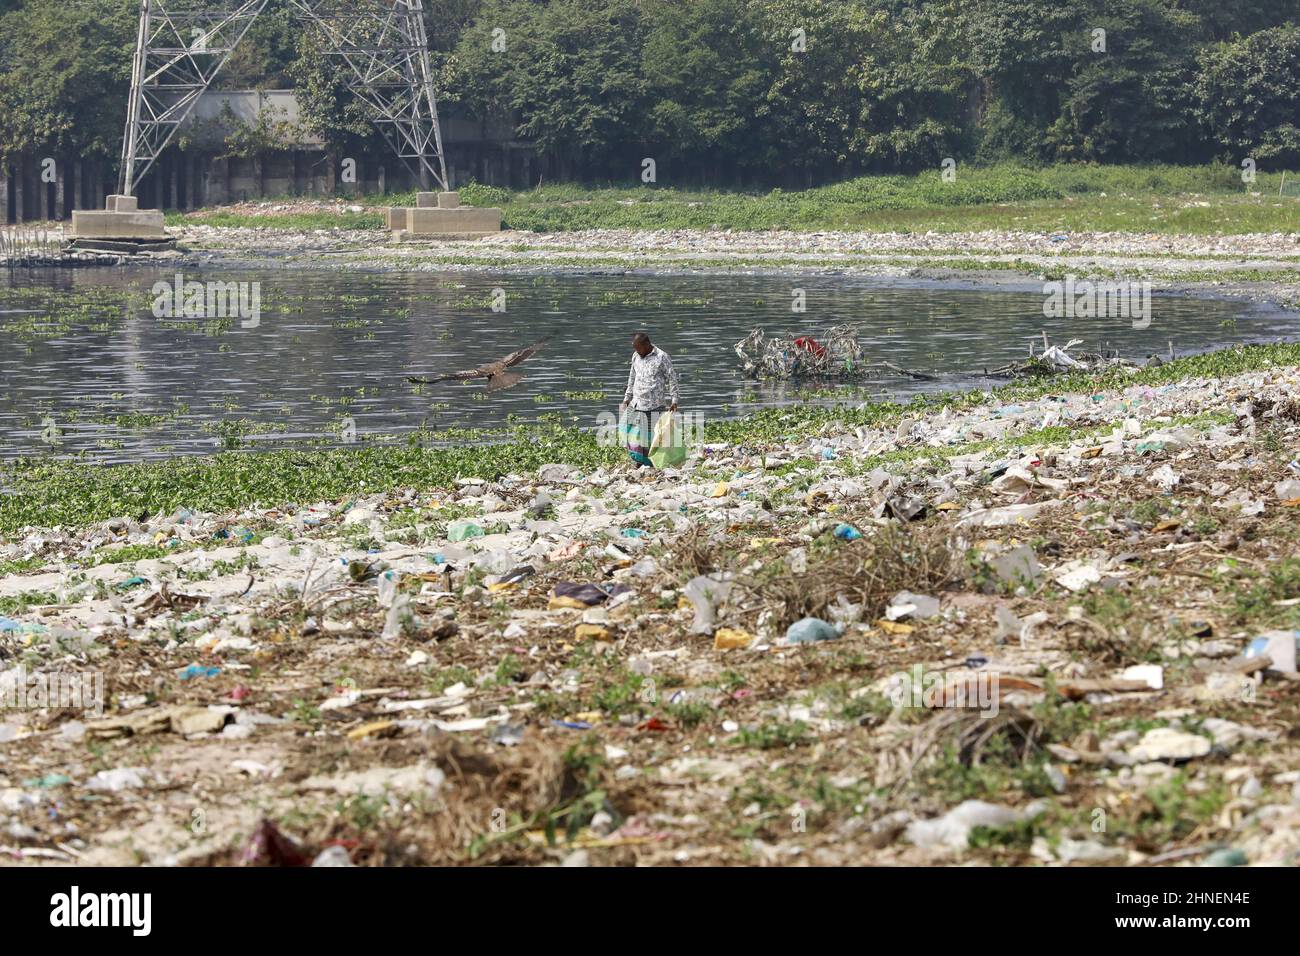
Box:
(406, 337), (549, 387)
(406, 368), (487, 385)
(502, 337), (551, 369)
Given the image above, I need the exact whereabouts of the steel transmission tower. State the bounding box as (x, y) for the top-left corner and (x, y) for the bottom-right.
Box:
(118, 0), (449, 198)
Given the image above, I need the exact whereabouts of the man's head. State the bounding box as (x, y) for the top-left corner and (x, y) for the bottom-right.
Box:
(632, 332), (653, 357)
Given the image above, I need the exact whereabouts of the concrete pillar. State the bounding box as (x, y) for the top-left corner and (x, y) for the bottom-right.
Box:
(13, 155), (24, 224)
(377, 163), (386, 197)
(168, 154), (178, 210)
(0, 162), (9, 225)
(38, 166), (49, 222)
(184, 154), (195, 210)
(70, 160), (81, 214)
(92, 160), (105, 210)
(55, 160), (66, 220)
(326, 153), (336, 198)
(154, 166), (163, 210)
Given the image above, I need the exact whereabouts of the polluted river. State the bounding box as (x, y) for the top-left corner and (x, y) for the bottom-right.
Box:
(0, 267), (1290, 463)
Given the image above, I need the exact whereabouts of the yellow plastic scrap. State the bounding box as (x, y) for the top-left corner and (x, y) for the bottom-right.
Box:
(875, 619), (915, 635)
(548, 595), (590, 610)
(713, 627), (755, 650)
(575, 623), (613, 642)
(709, 482), (730, 498)
(347, 720), (398, 740)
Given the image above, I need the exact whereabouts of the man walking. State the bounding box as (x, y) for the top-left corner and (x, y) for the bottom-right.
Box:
(620, 332), (679, 467)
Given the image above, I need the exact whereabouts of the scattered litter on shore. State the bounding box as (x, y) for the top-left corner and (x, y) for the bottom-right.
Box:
(2, 356), (1299, 866)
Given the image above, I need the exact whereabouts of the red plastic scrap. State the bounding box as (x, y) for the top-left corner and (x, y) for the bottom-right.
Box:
(242, 818), (311, 867)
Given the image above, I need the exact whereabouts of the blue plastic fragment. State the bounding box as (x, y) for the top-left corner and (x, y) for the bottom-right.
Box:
(785, 618), (842, 644)
(179, 664), (222, 680)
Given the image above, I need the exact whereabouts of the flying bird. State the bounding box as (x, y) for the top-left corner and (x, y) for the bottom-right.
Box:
(407, 337), (550, 393)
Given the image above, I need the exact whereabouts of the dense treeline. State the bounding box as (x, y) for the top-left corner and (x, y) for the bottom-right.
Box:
(0, 0), (1296, 186)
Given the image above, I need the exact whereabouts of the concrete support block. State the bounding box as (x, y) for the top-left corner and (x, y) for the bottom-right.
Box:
(438, 192), (460, 209)
(106, 194), (139, 212)
(70, 207), (166, 240)
(403, 205), (502, 236)
(416, 191), (438, 208)
(386, 207), (410, 231)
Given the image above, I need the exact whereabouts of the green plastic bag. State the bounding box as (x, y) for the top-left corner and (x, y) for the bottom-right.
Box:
(649, 412), (686, 469)
(447, 519), (485, 542)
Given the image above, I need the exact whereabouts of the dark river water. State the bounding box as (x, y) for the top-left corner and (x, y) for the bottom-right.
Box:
(0, 266), (1290, 464)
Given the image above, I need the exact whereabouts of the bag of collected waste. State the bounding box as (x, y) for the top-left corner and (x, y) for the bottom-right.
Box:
(620, 417), (652, 467)
(649, 412), (686, 469)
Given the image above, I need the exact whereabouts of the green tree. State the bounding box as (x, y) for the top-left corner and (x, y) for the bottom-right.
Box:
(0, 0), (136, 162)
(640, 0), (773, 182)
(1194, 26), (1300, 167)
(446, 0), (647, 177)
(757, 0), (972, 178)
(1046, 0), (1206, 163)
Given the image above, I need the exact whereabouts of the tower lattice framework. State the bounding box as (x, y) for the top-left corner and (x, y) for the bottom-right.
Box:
(119, 0), (449, 196)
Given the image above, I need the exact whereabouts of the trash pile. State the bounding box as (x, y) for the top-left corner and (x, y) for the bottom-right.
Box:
(1, 363), (1299, 866)
(985, 336), (1143, 381)
(736, 328), (1143, 385)
(735, 325), (867, 379)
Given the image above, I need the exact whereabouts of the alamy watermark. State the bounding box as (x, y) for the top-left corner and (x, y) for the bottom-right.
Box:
(595, 408), (707, 448)
(152, 273), (262, 329)
(1042, 275), (1152, 329)
(1, 665), (104, 717)
(884, 664), (1000, 718)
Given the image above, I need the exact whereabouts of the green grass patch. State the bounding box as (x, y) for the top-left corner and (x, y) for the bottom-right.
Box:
(3, 341), (1299, 538)
(166, 163), (1300, 236)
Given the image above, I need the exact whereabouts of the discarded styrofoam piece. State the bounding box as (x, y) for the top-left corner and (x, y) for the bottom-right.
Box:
(1053, 560), (1103, 593)
(886, 591), (941, 621)
(1120, 664), (1164, 690)
(956, 500), (1062, 528)
(1128, 727), (1211, 763)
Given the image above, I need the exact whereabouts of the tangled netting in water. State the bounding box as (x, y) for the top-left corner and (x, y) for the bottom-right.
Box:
(734, 325), (868, 379)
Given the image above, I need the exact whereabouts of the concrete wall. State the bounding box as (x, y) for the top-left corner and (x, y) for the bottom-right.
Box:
(2, 92), (538, 224)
